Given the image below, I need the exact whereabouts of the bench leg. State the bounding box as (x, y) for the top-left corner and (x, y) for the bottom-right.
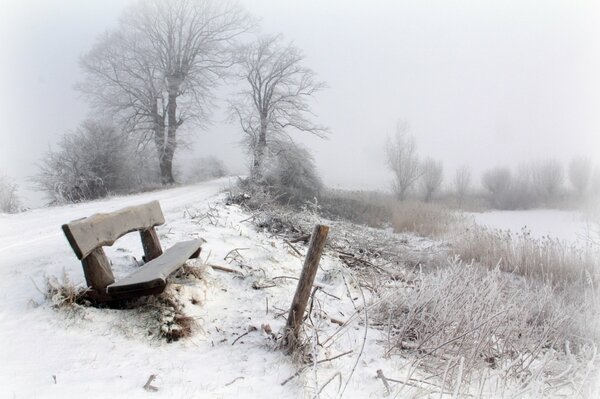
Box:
(140, 227), (163, 262)
(82, 248), (115, 292)
(190, 247), (202, 259)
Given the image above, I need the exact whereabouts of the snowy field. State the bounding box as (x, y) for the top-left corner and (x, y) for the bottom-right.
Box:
(467, 209), (597, 244)
(0, 178), (398, 398)
(2, 179), (599, 398)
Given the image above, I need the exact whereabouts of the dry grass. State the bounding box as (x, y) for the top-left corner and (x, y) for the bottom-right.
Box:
(452, 225), (600, 289)
(391, 200), (461, 237)
(374, 259), (599, 396)
(44, 272), (197, 342)
(44, 273), (89, 308)
(135, 286), (197, 343)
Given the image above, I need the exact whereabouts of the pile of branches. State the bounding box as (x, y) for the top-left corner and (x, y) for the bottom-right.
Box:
(225, 188), (448, 289)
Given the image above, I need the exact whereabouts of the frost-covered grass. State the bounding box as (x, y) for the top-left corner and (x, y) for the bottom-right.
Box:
(452, 225), (600, 289)
(374, 260), (599, 397)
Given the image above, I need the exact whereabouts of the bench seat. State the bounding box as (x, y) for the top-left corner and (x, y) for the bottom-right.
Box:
(107, 239), (203, 298)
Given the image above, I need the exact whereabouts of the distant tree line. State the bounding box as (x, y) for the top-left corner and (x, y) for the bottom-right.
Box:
(34, 0), (326, 205)
(385, 122), (599, 210)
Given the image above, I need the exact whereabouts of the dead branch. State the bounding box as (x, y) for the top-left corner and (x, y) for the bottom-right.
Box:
(208, 264), (244, 275)
(143, 374), (158, 392)
(289, 234), (311, 243)
(224, 376), (245, 386)
(284, 239), (303, 257)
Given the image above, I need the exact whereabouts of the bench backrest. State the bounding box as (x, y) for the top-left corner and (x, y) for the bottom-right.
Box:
(62, 201), (165, 260)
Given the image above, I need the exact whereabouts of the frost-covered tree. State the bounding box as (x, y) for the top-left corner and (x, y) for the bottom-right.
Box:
(229, 35), (327, 180)
(79, 0), (252, 184)
(420, 158), (443, 202)
(261, 139), (322, 205)
(568, 156), (592, 197)
(531, 159), (564, 202)
(385, 122), (421, 200)
(0, 174), (21, 213)
(454, 165), (471, 208)
(482, 167), (511, 208)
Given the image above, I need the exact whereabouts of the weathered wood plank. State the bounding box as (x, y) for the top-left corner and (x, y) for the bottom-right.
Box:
(62, 201), (165, 260)
(284, 224), (330, 352)
(106, 239), (203, 296)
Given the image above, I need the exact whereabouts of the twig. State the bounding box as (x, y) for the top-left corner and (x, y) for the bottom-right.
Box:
(225, 376), (245, 386)
(313, 372), (342, 398)
(272, 275), (299, 281)
(376, 369), (391, 396)
(339, 270), (369, 397)
(315, 286), (342, 301)
(280, 350), (353, 386)
(208, 264), (243, 275)
(224, 248), (249, 262)
(418, 310), (509, 360)
(231, 331), (250, 346)
(143, 374), (158, 392)
(284, 239), (303, 257)
(289, 234), (311, 243)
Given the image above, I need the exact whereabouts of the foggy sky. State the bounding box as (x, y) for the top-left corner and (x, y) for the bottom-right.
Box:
(1, 0), (599, 207)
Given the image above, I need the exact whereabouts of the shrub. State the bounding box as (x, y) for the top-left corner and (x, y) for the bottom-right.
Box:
(260, 141), (323, 206)
(33, 120), (159, 203)
(0, 174), (21, 213)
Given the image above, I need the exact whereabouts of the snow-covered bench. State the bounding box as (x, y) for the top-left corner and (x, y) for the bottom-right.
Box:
(61, 201), (203, 301)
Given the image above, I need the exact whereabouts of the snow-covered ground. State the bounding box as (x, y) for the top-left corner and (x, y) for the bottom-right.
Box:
(0, 178), (396, 398)
(467, 209), (597, 244)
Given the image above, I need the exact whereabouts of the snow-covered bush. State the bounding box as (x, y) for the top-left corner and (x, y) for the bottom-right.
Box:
(33, 120), (159, 203)
(0, 174), (21, 213)
(260, 141), (323, 206)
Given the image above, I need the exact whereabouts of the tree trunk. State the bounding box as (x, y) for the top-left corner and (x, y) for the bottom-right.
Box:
(152, 98), (170, 184)
(162, 90), (178, 185)
(251, 114), (268, 181)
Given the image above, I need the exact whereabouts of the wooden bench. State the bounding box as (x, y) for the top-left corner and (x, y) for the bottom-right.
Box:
(62, 201), (203, 301)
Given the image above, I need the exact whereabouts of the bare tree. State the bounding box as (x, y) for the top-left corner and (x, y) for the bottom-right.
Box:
(568, 156), (592, 198)
(482, 166), (511, 208)
(385, 122), (421, 200)
(454, 165), (471, 208)
(531, 159), (564, 202)
(0, 174), (21, 213)
(421, 158), (443, 202)
(79, 0), (252, 184)
(229, 35), (327, 180)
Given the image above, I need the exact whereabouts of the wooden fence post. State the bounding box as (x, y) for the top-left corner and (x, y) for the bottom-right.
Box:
(284, 224), (330, 352)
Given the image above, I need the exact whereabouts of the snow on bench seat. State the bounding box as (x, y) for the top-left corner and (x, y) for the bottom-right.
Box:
(107, 239), (203, 297)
